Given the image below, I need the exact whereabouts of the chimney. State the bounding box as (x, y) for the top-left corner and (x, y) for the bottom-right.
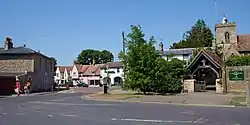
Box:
(4, 37), (13, 50)
(73, 60), (79, 65)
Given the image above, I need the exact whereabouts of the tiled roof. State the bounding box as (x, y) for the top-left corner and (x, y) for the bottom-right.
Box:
(187, 50), (222, 69)
(204, 50), (223, 66)
(0, 46), (53, 60)
(78, 64), (103, 76)
(0, 47), (36, 54)
(238, 34), (250, 51)
(58, 66), (72, 73)
(162, 48), (195, 55)
(101, 62), (123, 69)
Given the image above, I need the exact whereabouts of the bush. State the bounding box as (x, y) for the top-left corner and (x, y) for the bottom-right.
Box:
(226, 55), (250, 66)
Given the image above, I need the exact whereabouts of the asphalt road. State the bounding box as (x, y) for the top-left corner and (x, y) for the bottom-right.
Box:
(0, 93), (250, 125)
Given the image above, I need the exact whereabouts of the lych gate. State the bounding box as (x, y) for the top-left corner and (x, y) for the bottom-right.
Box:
(184, 50), (223, 93)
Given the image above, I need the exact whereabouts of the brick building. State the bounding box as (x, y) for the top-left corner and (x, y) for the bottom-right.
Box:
(0, 37), (55, 95)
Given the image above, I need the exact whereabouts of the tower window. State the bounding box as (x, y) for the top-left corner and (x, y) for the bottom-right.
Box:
(225, 32), (230, 43)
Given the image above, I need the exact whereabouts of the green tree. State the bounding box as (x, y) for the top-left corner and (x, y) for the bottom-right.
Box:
(77, 49), (114, 65)
(170, 19), (213, 49)
(119, 25), (160, 94)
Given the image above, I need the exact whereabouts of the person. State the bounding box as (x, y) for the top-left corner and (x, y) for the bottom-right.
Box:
(15, 76), (21, 96)
(24, 85), (29, 94)
(26, 78), (31, 94)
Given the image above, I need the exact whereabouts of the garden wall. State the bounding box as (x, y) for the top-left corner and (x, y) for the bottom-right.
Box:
(226, 66), (250, 92)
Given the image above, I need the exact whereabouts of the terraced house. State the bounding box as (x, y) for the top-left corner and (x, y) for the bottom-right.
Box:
(0, 37), (55, 95)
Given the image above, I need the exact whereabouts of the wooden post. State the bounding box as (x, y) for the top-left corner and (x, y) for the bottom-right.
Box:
(246, 81), (250, 107)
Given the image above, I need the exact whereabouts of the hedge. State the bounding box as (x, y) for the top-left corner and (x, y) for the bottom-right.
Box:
(226, 55), (250, 66)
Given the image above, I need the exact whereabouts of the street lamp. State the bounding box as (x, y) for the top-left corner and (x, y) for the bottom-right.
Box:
(103, 65), (109, 94)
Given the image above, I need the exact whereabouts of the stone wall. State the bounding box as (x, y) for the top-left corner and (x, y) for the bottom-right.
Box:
(0, 59), (34, 72)
(226, 66), (250, 92)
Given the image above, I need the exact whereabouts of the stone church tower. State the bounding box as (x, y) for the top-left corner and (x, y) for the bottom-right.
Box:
(214, 16), (240, 59)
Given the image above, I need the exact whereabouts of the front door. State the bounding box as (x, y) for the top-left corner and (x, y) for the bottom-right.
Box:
(195, 81), (206, 92)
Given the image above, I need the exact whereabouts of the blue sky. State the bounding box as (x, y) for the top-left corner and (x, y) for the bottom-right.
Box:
(0, 0), (249, 65)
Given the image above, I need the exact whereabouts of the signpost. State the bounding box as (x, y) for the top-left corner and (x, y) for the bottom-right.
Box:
(229, 71), (244, 81)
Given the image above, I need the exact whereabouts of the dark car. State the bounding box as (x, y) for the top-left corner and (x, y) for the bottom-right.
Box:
(77, 82), (89, 87)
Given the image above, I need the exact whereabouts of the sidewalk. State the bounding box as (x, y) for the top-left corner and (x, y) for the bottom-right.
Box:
(83, 89), (244, 107)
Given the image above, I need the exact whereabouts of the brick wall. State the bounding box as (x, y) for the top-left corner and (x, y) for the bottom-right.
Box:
(0, 59), (34, 72)
(226, 66), (250, 92)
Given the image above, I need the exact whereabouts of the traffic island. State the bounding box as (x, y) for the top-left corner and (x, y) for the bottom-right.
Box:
(88, 93), (141, 100)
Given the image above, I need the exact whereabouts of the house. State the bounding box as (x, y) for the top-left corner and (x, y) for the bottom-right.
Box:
(100, 62), (124, 86)
(71, 61), (103, 87)
(79, 64), (103, 87)
(0, 37), (55, 95)
(54, 66), (72, 85)
(184, 16), (250, 93)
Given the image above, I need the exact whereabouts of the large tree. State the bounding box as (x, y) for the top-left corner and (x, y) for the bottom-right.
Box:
(77, 49), (114, 65)
(170, 19), (213, 49)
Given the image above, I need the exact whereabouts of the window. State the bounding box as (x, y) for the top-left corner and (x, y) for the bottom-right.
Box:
(117, 68), (120, 73)
(225, 32), (230, 43)
(90, 80), (95, 85)
(56, 73), (59, 77)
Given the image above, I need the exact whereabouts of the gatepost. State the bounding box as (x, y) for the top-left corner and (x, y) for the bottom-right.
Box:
(246, 81), (250, 107)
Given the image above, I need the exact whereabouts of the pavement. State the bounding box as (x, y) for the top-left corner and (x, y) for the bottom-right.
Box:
(0, 89), (250, 125)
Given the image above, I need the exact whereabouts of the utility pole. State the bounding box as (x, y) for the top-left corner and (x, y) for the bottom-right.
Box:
(122, 31), (126, 84)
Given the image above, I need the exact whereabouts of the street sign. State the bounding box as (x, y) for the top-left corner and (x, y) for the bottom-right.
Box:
(229, 71), (244, 81)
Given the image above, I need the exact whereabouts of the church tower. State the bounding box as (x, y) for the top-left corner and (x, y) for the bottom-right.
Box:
(215, 16), (239, 58)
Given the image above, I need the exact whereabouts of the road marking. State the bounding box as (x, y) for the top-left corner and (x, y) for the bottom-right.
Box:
(28, 101), (116, 106)
(111, 118), (204, 124)
(194, 116), (205, 123)
(51, 99), (65, 102)
(60, 113), (77, 117)
(14, 113), (26, 116)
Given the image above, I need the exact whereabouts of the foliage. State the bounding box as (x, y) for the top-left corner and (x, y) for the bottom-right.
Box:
(226, 55), (250, 66)
(50, 57), (57, 71)
(77, 49), (114, 65)
(170, 19), (213, 49)
(119, 25), (186, 94)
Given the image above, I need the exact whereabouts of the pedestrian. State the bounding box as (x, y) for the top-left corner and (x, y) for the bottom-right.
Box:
(26, 78), (31, 94)
(15, 76), (21, 97)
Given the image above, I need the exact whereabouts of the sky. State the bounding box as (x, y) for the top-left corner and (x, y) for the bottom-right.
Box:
(0, 0), (249, 65)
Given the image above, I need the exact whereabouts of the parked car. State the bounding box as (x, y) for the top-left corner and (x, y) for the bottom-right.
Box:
(77, 82), (89, 87)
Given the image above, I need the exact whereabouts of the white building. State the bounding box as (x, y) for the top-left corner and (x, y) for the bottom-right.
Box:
(100, 62), (124, 86)
(54, 66), (72, 85)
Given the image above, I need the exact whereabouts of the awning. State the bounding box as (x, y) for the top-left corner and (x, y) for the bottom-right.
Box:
(0, 71), (27, 77)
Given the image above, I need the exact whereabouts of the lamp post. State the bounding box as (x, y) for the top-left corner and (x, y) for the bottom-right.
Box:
(103, 65), (109, 94)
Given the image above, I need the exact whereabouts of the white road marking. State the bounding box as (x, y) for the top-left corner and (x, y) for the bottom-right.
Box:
(193, 116), (205, 123)
(51, 99), (65, 102)
(111, 118), (205, 124)
(14, 113), (26, 116)
(60, 113), (77, 117)
(28, 101), (116, 106)
(48, 114), (53, 118)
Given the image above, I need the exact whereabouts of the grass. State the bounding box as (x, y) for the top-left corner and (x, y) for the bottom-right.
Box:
(91, 92), (141, 100)
(229, 96), (247, 107)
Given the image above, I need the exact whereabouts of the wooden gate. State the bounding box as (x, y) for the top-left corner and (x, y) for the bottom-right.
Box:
(195, 81), (206, 92)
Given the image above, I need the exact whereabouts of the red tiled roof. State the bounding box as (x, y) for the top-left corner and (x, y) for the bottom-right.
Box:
(238, 34), (250, 51)
(57, 66), (72, 73)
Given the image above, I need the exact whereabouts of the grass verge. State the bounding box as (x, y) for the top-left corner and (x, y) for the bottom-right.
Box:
(89, 93), (141, 100)
(229, 96), (247, 107)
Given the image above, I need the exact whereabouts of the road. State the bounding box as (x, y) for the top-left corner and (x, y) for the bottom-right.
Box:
(0, 92), (250, 125)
